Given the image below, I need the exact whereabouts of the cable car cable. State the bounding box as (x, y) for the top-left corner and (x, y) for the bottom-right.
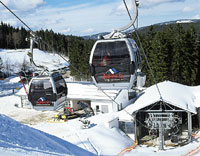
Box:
(0, 1), (34, 33)
(101, 89), (149, 129)
(123, 0), (164, 103)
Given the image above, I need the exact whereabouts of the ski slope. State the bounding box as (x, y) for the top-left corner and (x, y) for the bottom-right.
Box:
(0, 114), (95, 156)
(0, 48), (69, 73)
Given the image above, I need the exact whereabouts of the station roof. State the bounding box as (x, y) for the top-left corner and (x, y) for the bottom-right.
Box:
(67, 82), (119, 101)
(126, 81), (198, 114)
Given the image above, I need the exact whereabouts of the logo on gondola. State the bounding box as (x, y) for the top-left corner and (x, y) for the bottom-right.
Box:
(36, 97), (50, 105)
(39, 97), (46, 101)
(107, 68), (117, 75)
(102, 68), (123, 80)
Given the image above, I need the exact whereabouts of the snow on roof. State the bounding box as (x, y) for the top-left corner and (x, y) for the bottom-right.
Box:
(67, 82), (119, 101)
(126, 81), (197, 114)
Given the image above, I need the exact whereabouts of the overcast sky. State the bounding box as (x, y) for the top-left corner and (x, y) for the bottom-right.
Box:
(0, 0), (200, 36)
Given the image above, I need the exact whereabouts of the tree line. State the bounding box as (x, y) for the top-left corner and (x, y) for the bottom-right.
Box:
(135, 24), (200, 86)
(0, 21), (200, 86)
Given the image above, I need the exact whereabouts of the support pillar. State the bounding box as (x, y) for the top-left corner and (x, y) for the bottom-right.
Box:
(197, 108), (200, 128)
(188, 112), (192, 143)
(158, 120), (164, 150)
(134, 114), (137, 144)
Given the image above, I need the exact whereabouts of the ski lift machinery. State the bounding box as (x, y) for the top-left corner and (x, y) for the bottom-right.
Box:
(89, 0), (145, 90)
(27, 33), (68, 111)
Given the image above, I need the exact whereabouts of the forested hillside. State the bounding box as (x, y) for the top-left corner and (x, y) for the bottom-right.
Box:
(0, 21), (200, 86)
(137, 19), (200, 36)
(135, 24), (200, 86)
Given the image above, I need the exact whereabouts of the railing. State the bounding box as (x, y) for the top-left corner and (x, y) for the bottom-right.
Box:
(0, 82), (22, 96)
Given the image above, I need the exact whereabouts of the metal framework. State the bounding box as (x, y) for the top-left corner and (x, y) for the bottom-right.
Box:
(135, 101), (193, 150)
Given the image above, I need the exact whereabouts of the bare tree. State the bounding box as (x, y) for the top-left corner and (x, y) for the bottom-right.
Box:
(4, 58), (11, 76)
(0, 56), (3, 71)
(21, 56), (30, 72)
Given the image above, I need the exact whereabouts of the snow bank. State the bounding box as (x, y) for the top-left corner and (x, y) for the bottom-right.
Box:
(0, 114), (95, 156)
(8, 77), (20, 83)
(88, 125), (133, 155)
(32, 114), (133, 156)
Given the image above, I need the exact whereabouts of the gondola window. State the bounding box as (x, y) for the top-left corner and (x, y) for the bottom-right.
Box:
(53, 76), (66, 94)
(92, 41), (131, 83)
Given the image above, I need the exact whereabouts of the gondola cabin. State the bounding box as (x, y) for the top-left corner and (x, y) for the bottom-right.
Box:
(28, 72), (67, 111)
(89, 38), (141, 90)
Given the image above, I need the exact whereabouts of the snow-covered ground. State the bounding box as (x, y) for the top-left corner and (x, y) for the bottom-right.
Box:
(1, 49), (200, 156)
(0, 48), (69, 73)
(0, 114), (94, 156)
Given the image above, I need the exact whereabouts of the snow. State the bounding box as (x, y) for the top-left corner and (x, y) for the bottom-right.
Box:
(67, 82), (119, 101)
(0, 114), (95, 156)
(0, 48), (69, 72)
(32, 117), (133, 156)
(176, 20), (193, 23)
(0, 78), (22, 97)
(125, 81), (197, 114)
(1, 49), (200, 155)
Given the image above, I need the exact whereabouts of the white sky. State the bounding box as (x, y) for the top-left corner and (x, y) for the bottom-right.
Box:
(0, 0), (200, 36)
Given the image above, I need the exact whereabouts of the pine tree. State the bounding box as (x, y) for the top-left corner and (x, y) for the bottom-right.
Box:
(164, 25), (175, 81)
(183, 25), (199, 85)
(69, 37), (81, 79)
(141, 26), (156, 86)
(171, 24), (186, 84)
(150, 31), (169, 83)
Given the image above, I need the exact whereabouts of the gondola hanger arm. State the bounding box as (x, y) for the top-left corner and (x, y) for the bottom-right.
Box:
(103, 0), (138, 39)
(117, 0), (138, 32)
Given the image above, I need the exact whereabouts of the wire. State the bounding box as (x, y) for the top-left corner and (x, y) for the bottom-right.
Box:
(58, 54), (91, 80)
(100, 89), (149, 129)
(0, 1), (34, 33)
(123, 0), (164, 103)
